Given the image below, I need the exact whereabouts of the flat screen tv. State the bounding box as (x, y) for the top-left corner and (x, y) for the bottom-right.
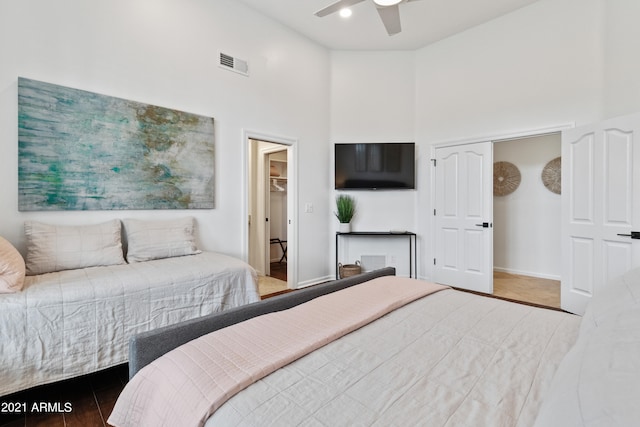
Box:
(335, 142), (415, 190)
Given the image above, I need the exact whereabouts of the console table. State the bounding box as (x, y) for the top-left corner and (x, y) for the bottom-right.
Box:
(335, 231), (417, 279)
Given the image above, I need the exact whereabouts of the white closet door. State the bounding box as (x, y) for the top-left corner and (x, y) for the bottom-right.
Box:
(434, 141), (493, 293)
(562, 112), (640, 314)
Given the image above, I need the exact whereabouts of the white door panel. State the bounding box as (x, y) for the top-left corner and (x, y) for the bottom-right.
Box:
(466, 151), (485, 218)
(562, 112), (640, 314)
(434, 142), (493, 293)
(465, 229), (484, 272)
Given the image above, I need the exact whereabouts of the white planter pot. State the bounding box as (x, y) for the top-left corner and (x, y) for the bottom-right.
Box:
(338, 222), (351, 233)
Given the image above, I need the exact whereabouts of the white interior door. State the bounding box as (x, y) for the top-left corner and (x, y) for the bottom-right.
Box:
(434, 141), (493, 293)
(561, 112), (640, 315)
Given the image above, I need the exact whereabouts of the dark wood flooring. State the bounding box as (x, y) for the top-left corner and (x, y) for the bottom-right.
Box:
(261, 261), (293, 299)
(269, 261), (287, 282)
(0, 365), (128, 427)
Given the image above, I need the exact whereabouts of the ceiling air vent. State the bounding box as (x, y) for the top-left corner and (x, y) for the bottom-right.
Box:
(218, 51), (249, 76)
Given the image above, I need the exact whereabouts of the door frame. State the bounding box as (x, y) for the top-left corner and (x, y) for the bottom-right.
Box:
(430, 123), (573, 291)
(242, 129), (298, 289)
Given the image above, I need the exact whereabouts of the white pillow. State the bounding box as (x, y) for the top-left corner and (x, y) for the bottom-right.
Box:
(579, 267), (640, 336)
(535, 269), (640, 427)
(123, 217), (201, 263)
(0, 236), (26, 293)
(535, 310), (640, 427)
(25, 220), (126, 275)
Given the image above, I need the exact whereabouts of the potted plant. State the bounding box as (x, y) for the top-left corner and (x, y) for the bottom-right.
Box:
(335, 194), (356, 233)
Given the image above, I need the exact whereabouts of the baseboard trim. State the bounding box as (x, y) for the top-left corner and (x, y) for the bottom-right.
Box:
(493, 267), (560, 281)
(297, 271), (430, 289)
(295, 275), (334, 289)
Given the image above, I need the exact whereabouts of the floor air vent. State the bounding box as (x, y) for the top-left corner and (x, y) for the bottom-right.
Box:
(218, 52), (249, 76)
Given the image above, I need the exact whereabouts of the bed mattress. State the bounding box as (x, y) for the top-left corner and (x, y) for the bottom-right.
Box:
(0, 251), (259, 397)
(207, 288), (580, 426)
(109, 274), (581, 427)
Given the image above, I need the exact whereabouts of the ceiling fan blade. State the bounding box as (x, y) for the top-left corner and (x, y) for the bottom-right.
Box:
(315, 0), (367, 17)
(376, 4), (401, 35)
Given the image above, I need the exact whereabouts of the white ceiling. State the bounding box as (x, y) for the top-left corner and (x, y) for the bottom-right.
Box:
(237, 0), (543, 50)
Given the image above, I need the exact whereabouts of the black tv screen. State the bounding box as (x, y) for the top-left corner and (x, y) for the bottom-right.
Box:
(335, 143), (415, 190)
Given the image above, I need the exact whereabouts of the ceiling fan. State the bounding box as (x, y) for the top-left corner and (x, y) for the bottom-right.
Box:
(314, 0), (422, 36)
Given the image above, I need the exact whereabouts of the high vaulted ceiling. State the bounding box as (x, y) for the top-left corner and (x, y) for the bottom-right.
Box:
(238, 0), (543, 50)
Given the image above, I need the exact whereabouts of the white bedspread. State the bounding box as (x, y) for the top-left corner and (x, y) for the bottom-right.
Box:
(108, 277), (447, 427)
(0, 251), (259, 397)
(207, 289), (580, 427)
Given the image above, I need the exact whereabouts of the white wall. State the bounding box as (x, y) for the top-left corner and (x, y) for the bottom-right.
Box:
(0, 0), (331, 285)
(330, 51), (417, 276)
(327, 0), (619, 281)
(493, 134), (561, 279)
(4, 0), (638, 286)
(413, 0), (607, 280)
(415, 0), (605, 144)
(603, 0), (640, 118)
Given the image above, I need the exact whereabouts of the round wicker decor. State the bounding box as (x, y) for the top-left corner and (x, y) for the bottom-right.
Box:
(542, 156), (561, 194)
(493, 161), (521, 196)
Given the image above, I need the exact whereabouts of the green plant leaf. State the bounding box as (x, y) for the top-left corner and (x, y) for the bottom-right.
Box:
(334, 194), (356, 223)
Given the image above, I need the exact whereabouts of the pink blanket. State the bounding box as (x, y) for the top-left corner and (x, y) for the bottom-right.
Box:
(108, 276), (447, 427)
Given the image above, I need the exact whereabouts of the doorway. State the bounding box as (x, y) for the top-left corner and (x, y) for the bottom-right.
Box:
(432, 126), (570, 309)
(246, 133), (296, 296)
(492, 133), (561, 308)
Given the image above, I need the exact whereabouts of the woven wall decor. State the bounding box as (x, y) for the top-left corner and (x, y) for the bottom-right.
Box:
(542, 156), (561, 194)
(493, 161), (521, 196)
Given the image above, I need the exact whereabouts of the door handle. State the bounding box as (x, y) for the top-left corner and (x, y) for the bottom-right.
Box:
(475, 222), (491, 228)
(617, 231), (640, 239)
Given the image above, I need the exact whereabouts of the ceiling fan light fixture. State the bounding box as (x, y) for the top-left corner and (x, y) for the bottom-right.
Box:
(339, 7), (352, 18)
(373, 0), (402, 6)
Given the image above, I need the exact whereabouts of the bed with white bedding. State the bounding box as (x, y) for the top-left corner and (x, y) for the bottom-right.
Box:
(204, 286), (578, 427)
(109, 267), (640, 427)
(0, 251), (260, 397)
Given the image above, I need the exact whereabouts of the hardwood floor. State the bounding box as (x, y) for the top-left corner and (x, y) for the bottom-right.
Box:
(0, 365), (128, 427)
(493, 271), (561, 309)
(0, 269), (561, 426)
(258, 262), (290, 299)
(269, 261), (287, 282)
(257, 275), (289, 298)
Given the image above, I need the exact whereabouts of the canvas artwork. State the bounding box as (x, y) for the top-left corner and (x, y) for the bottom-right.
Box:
(18, 77), (214, 211)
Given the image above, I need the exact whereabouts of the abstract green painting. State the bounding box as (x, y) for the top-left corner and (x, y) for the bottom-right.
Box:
(18, 77), (214, 211)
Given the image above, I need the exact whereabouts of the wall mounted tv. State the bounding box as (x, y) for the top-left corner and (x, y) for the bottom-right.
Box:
(335, 142), (415, 190)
